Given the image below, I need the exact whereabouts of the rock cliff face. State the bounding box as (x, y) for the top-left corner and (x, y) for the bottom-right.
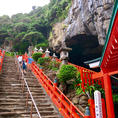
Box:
(49, 0), (114, 66)
(49, 22), (66, 50)
(66, 0), (114, 45)
(49, 0), (114, 49)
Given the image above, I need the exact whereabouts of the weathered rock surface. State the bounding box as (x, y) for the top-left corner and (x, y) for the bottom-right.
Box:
(49, 0), (114, 50)
(48, 22), (67, 50)
(72, 94), (88, 113)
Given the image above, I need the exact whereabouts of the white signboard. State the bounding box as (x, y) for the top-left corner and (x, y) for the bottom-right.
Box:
(89, 61), (100, 68)
(94, 90), (103, 118)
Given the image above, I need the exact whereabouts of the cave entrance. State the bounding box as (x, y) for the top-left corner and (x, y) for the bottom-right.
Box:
(66, 34), (103, 71)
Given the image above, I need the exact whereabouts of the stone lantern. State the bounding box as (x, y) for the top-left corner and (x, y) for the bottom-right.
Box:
(38, 47), (43, 53)
(59, 42), (72, 65)
(45, 49), (50, 57)
(28, 46), (33, 57)
(52, 53), (57, 61)
(34, 47), (38, 53)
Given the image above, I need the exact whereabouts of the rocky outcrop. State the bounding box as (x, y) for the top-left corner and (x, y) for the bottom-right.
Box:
(2, 40), (13, 52)
(48, 22), (68, 50)
(72, 94), (88, 113)
(49, 0), (114, 50)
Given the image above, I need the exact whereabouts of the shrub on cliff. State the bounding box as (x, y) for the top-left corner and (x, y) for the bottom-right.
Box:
(37, 57), (51, 65)
(57, 64), (78, 83)
(32, 52), (43, 62)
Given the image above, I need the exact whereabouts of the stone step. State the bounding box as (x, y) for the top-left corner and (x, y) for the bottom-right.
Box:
(0, 82), (42, 87)
(0, 111), (37, 115)
(0, 107), (55, 113)
(0, 107), (27, 112)
(0, 99), (49, 103)
(0, 89), (44, 93)
(0, 102), (25, 106)
(0, 112), (60, 118)
(0, 93), (46, 97)
(42, 115), (61, 118)
(0, 85), (42, 89)
(0, 96), (47, 100)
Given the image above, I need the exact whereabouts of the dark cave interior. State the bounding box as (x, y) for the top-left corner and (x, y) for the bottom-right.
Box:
(66, 34), (103, 71)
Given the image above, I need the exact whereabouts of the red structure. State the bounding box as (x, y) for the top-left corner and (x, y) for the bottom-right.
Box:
(92, 1), (118, 117)
(31, 62), (86, 118)
(0, 50), (5, 72)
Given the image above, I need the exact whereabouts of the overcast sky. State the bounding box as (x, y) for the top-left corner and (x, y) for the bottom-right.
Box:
(0, 0), (50, 17)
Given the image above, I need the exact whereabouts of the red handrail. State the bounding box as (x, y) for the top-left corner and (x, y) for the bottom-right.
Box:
(31, 62), (85, 118)
(0, 50), (5, 72)
(54, 57), (103, 91)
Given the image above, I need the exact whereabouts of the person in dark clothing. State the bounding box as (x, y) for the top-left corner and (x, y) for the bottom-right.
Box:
(22, 60), (27, 74)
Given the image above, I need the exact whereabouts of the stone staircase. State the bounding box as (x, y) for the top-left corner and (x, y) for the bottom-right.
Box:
(0, 56), (62, 118)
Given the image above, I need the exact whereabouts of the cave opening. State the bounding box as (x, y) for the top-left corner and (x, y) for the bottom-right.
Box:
(66, 34), (103, 71)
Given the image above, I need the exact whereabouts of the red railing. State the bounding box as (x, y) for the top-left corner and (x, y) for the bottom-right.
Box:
(54, 56), (103, 91)
(23, 52), (28, 62)
(0, 50), (5, 72)
(30, 61), (88, 118)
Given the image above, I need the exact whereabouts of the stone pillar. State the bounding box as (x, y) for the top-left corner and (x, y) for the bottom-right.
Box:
(60, 51), (69, 65)
(45, 49), (50, 57)
(38, 47), (43, 53)
(28, 46), (33, 57)
(34, 47), (38, 53)
(52, 53), (57, 61)
(58, 42), (72, 67)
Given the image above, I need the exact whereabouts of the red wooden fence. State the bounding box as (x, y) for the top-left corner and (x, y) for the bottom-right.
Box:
(0, 50), (5, 72)
(31, 62), (87, 118)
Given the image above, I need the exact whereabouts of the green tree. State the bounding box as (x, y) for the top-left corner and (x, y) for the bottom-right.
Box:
(14, 22), (28, 33)
(0, 0), (72, 53)
(23, 31), (45, 46)
(36, 42), (48, 49)
(57, 65), (78, 83)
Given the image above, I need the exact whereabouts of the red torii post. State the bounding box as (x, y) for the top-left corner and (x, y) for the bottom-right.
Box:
(92, 71), (115, 118)
(103, 74), (115, 118)
(99, 2), (118, 117)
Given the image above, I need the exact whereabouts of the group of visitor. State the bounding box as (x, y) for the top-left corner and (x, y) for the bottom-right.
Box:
(17, 55), (34, 74)
(18, 56), (27, 74)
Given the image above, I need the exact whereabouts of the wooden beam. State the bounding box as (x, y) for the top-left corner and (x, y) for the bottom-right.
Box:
(92, 71), (103, 79)
(92, 70), (118, 79)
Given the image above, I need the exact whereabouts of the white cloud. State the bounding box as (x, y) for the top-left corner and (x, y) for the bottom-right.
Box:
(0, 0), (50, 17)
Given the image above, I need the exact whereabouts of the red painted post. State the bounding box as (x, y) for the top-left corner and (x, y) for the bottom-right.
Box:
(70, 104), (75, 118)
(91, 73), (94, 85)
(88, 72), (91, 86)
(101, 98), (106, 118)
(60, 94), (64, 114)
(101, 77), (104, 88)
(84, 116), (91, 118)
(0, 50), (1, 55)
(80, 69), (85, 91)
(88, 99), (95, 118)
(103, 74), (115, 118)
(85, 72), (87, 86)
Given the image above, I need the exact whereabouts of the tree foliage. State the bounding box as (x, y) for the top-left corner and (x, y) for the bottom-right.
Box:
(23, 31), (45, 45)
(38, 57), (51, 65)
(32, 52), (43, 62)
(57, 65), (78, 83)
(36, 42), (48, 49)
(0, 0), (72, 53)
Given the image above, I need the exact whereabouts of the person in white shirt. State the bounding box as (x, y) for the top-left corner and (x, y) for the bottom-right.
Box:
(18, 56), (22, 65)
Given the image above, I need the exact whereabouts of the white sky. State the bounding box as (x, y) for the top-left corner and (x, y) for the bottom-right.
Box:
(0, 0), (50, 17)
